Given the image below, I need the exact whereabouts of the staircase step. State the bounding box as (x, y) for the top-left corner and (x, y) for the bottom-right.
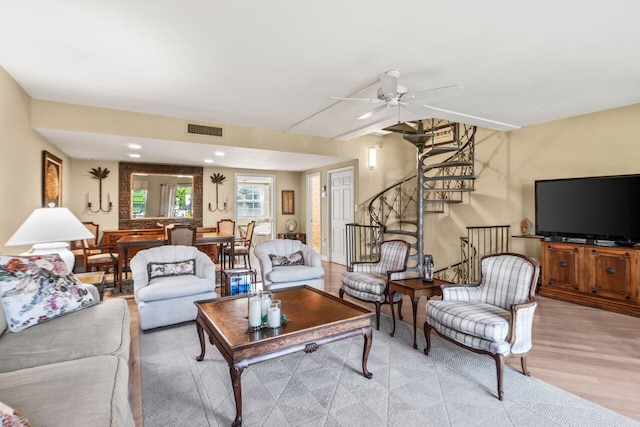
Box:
(383, 229), (418, 237)
(423, 199), (463, 204)
(423, 175), (476, 181)
(399, 219), (418, 225)
(424, 209), (445, 214)
(422, 147), (461, 156)
(424, 187), (473, 193)
(423, 160), (473, 170)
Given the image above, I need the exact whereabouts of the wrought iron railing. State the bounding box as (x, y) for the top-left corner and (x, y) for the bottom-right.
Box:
(345, 223), (383, 271)
(434, 225), (510, 283)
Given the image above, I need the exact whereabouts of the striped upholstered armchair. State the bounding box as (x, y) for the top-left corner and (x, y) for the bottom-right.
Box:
(339, 240), (410, 330)
(424, 253), (540, 400)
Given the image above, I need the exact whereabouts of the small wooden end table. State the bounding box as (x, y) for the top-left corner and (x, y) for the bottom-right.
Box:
(75, 271), (106, 300)
(388, 277), (449, 349)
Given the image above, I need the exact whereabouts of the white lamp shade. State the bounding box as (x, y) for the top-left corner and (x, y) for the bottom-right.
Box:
(6, 207), (95, 246)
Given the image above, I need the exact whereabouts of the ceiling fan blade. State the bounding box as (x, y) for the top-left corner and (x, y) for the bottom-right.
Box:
(379, 71), (399, 98)
(329, 96), (382, 103)
(409, 84), (463, 100)
(421, 104), (521, 131)
(358, 104), (388, 120)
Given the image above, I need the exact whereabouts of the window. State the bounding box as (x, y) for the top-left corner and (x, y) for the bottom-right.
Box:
(237, 185), (269, 218)
(132, 189), (147, 218)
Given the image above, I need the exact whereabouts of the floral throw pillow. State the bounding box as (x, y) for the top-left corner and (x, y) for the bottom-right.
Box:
(0, 254), (95, 333)
(269, 250), (305, 267)
(0, 400), (31, 427)
(147, 259), (196, 280)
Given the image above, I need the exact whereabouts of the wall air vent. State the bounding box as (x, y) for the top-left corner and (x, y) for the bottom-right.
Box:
(187, 123), (223, 137)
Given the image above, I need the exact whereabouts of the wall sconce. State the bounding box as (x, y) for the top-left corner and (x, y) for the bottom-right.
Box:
(87, 167), (113, 213)
(321, 185), (327, 198)
(208, 172), (228, 212)
(368, 146), (377, 170)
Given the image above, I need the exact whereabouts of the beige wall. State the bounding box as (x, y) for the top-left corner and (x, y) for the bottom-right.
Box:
(4, 65), (640, 269)
(426, 103), (640, 270)
(0, 67), (70, 255)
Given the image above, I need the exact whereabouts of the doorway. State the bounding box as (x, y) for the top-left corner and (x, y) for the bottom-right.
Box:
(235, 174), (276, 244)
(306, 172), (321, 253)
(328, 166), (354, 265)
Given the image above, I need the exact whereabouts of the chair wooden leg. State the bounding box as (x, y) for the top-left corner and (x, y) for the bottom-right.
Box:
(520, 355), (530, 376)
(397, 297), (403, 320)
(423, 322), (432, 355)
(339, 288), (345, 299)
(374, 302), (381, 330)
(492, 353), (505, 400)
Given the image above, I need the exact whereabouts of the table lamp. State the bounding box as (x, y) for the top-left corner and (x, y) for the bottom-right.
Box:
(5, 206), (95, 271)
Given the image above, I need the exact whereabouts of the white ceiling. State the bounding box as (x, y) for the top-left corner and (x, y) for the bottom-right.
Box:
(2, 1), (640, 169)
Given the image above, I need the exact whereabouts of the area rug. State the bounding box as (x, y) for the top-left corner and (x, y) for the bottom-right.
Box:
(139, 315), (638, 427)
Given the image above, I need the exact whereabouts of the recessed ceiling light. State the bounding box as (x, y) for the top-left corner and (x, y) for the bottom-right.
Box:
(127, 144), (142, 149)
(128, 153), (141, 158)
(214, 151), (225, 156)
(204, 159), (214, 164)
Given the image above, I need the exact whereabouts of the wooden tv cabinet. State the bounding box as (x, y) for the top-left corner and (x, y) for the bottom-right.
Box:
(540, 241), (640, 317)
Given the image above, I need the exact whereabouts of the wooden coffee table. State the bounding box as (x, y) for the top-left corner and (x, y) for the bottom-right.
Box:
(388, 277), (449, 349)
(194, 286), (374, 426)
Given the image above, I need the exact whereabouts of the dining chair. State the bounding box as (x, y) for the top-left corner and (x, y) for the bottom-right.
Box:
(217, 219), (236, 267)
(223, 221), (255, 269)
(167, 224), (197, 246)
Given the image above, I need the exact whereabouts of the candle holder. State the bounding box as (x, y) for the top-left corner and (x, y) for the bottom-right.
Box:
(208, 172), (228, 212)
(87, 167), (113, 213)
(247, 291), (263, 331)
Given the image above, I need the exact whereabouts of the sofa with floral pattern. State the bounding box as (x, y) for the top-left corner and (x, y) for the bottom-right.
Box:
(0, 254), (134, 426)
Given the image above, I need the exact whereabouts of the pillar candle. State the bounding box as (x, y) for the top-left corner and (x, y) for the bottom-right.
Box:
(267, 306), (281, 328)
(248, 296), (262, 328)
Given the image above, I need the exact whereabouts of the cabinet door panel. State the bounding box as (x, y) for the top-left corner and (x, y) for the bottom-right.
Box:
(588, 249), (635, 302)
(543, 244), (582, 292)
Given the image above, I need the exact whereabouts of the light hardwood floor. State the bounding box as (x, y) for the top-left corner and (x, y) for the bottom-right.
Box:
(120, 260), (640, 425)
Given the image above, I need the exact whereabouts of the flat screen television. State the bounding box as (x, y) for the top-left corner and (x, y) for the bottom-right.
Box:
(535, 174), (640, 245)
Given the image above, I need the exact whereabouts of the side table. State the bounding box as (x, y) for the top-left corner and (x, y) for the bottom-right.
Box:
(388, 277), (449, 349)
(221, 268), (257, 297)
(75, 271), (106, 301)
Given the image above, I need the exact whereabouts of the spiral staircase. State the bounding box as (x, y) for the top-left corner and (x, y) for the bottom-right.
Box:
(353, 119), (477, 277)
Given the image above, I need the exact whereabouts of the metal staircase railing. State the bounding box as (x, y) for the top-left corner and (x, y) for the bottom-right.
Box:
(344, 119), (510, 279)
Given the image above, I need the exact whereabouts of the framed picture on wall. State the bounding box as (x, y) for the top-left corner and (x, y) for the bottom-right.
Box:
(282, 190), (294, 215)
(42, 151), (63, 207)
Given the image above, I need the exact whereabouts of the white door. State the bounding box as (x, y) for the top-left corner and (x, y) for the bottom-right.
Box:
(329, 167), (354, 265)
(306, 172), (321, 253)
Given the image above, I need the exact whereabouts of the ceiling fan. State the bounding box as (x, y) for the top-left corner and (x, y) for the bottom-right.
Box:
(329, 70), (520, 131)
(330, 69), (461, 120)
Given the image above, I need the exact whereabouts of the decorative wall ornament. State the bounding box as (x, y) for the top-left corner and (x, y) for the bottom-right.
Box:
(208, 173), (228, 212)
(87, 167), (113, 213)
(42, 151), (63, 207)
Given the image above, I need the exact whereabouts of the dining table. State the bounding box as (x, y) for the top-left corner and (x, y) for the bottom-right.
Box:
(115, 231), (236, 292)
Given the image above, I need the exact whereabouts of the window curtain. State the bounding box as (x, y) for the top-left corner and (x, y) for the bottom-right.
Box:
(159, 184), (177, 217)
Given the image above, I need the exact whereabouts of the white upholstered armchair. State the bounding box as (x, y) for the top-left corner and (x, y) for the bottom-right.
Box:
(424, 253), (540, 400)
(254, 239), (324, 291)
(131, 245), (217, 330)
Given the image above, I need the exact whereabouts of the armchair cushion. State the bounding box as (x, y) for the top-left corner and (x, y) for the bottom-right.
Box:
(0, 255), (95, 332)
(427, 300), (510, 342)
(138, 275), (213, 302)
(266, 265), (324, 283)
(268, 251), (304, 267)
(147, 258), (196, 279)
